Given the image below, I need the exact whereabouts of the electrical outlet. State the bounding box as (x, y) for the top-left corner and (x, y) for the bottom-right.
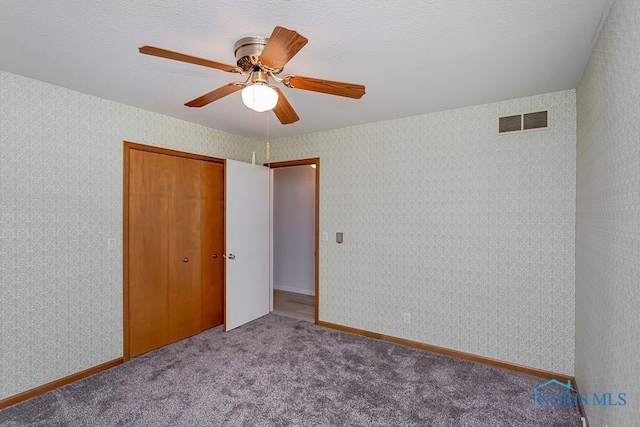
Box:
(403, 312), (411, 324)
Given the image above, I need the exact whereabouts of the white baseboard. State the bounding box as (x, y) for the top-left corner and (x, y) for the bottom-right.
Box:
(273, 285), (315, 296)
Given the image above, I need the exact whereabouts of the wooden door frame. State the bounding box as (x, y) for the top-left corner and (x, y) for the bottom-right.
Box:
(267, 158), (320, 324)
(123, 141), (225, 362)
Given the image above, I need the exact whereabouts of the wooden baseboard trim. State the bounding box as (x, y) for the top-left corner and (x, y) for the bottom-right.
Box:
(0, 358), (123, 410)
(573, 378), (590, 427)
(317, 320), (573, 383)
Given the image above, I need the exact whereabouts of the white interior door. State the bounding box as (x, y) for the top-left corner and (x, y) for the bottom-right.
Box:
(225, 159), (270, 331)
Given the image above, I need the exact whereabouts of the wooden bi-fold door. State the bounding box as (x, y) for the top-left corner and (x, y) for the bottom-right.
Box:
(126, 143), (224, 359)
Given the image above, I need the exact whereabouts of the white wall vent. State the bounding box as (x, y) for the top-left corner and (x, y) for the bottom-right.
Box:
(498, 110), (548, 134)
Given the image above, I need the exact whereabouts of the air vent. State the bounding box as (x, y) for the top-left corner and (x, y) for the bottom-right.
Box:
(499, 115), (522, 133)
(523, 110), (548, 130)
(498, 110), (549, 134)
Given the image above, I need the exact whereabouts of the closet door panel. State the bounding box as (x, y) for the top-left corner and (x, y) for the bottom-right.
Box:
(201, 161), (225, 330)
(167, 156), (202, 342)
(129, 150), (170, 357)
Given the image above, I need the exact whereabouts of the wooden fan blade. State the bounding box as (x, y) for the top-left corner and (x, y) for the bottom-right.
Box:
(185, 83), (243, 108)
(259, 26), (308, 70)
(272, 88), (299, 124)
(285, 75), (365, 99)
(139, 46), (238, 73)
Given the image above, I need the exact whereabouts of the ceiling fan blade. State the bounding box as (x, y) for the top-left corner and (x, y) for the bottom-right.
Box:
(185, 83), (243, 108)
(139, 46), (239, 73)
(272, 88), (299, 124)
(284, 75), (365, 99)
(259, 26), (308, 70)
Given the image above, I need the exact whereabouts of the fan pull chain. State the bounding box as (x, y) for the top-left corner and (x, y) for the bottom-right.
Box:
(266, 113), (271, 161)
(252, 151), (256, 169)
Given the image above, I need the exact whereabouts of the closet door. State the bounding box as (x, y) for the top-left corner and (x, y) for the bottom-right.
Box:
(201, 161), (225, 330)
(129, 150), (171, 357)
(167, 156), (202, 343)
(127, 145), (224, 359)
(125, 146), (224, 357)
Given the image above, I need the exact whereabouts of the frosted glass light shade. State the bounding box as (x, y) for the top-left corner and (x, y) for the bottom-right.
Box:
(241, 84), (278, 112)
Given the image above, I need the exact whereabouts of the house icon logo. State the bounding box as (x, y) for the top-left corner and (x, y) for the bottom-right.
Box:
(531, 379), (576, 409)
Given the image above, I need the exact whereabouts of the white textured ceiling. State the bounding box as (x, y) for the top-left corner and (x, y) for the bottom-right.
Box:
(1, 0), (611, 140)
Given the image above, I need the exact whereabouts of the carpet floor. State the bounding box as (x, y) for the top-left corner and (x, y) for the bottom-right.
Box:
(0, 314), (582, 426)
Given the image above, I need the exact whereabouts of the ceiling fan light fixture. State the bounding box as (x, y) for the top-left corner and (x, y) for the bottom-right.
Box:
(241, 83), (278, 112)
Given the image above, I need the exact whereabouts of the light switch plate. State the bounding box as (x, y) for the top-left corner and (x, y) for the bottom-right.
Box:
(322, 231), (329, 241)
(107, 238), (116, 251)
(336, 232), (343, 244)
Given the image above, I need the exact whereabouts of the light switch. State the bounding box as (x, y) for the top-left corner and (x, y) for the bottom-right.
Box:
(322, 231), (329, 241)
(336, 232), (343, 244)
(107, 238), (116, 251)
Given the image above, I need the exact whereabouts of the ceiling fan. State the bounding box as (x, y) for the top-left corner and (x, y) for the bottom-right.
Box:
(139, 26), (366, 125)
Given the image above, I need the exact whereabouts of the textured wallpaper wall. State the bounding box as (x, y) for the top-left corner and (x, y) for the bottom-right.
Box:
(0, 70), (259, 399)
(576, 0), (640, 425)
(267, 90), (577, 375)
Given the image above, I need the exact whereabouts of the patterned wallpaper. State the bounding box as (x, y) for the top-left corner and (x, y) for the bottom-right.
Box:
(576, 0), (640, 425)
(0, 70), (260, 399)
(267, 90), (577, 376)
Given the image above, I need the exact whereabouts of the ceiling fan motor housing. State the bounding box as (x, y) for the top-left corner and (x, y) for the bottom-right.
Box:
(234, 36), (272, 72)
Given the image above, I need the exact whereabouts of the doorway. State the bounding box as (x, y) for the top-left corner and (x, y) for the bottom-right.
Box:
(269, 158), (319, 324)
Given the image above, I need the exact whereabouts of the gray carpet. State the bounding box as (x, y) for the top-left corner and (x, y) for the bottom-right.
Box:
(1, 314), (581, 426)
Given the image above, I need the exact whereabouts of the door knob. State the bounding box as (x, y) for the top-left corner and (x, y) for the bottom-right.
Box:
(182, 258), (188, 262)
(212, 254), (218, 259)
(224, 254), (236, 260)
